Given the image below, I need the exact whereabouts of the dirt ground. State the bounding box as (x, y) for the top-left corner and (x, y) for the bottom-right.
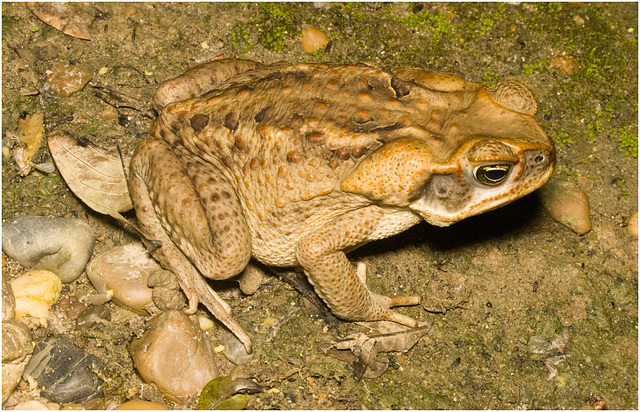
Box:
(2, 2), (638, 410)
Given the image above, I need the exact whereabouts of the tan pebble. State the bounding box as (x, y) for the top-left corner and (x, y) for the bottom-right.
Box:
(301, 25), (330, 53)
(123, 4), (137, 17)
(86, 242), (158, 315)
(101, 106), (118, 120)
(573, 15), (585, 25)
(98, 66), (109, 75)
(11, 270), (62, 322)
(198, 314), (215, 331)
(60, 404), (84, 410)
(45, 61), (92, 97)
(129, 311), (218, 402)
(113, 400), (168, 410)
(627, 212), (638, 236)
(539, 179), (591, 235)
(551, 56), (580, 76)
(13, 400), (53, 410)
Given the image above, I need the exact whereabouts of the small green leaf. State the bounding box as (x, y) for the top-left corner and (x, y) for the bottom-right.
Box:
(197, 377), (262, 410)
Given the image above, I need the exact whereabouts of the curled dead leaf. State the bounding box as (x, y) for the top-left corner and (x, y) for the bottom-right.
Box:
(26, 2), (94, 40)
(47, 132), (132, 217)
(321, 322), (430, 379)
(11, 113), (44, 176)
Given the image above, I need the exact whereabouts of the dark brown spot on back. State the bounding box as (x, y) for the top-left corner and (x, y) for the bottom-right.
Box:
(336, 147), (350, 160)
(306, 131), (325, 144)
(224, 112), (239, 131)
(287, 150), (303, 163)
(190, 114), (209, 132)
(254, 106), (271, 123)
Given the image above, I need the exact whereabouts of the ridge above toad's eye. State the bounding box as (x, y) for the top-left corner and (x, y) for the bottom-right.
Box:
(474, 164), (511, 186)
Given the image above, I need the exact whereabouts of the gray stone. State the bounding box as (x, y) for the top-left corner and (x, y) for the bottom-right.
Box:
(2, 216), (95, 283)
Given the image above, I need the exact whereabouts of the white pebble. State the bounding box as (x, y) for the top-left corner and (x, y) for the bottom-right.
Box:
(11, 270), (62, 323)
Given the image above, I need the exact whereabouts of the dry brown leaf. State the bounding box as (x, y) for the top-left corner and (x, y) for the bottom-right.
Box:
(322, 323), (430, 379)
(26, 2), (94, 40)
(11, 113), (44, 176)
(48, 132), (132, 218)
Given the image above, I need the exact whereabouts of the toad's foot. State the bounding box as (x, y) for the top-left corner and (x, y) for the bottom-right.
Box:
(193, 274), (253, 354)
(355, 261), (421, 326)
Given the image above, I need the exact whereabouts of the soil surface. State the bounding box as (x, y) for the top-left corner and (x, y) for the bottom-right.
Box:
(2, 2), (637, 410)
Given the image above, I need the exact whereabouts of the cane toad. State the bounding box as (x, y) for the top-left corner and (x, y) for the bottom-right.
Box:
(129, 59), (555, 353)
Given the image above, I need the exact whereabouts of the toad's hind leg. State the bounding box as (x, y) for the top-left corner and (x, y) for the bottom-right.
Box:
(129, 137), (253, 352)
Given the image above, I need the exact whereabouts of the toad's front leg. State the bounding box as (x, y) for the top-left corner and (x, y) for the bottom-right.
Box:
(295, 206), (421, 326)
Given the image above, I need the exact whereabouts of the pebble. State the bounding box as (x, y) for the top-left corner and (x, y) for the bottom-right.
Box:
(23, 338), (104, 404)
(86, 242), (159, 315)
(129, 311), (218, 403)
(551, 56), (580, 75)
(45, 61), (92, 97)
(57, 296), (87, 321)
(301, 26), (331, 53)
(10, 270), (62, 323)
(218, 327), (255, 365)
(3, 215), (95, 283)
(113, 400), (169, 410)
(75, 304), (111, 329)
(539, 178), (592, 235)
(2, 321), (33, 403)
(627, 211), (638, 236)
(12, 400), (53, 410)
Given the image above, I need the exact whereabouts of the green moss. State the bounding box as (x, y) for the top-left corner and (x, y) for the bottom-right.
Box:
(256, 3), (298, 53)
(38, 175), (61, 197)
(396, 7), (456, 46)
(522, 59), (549, 75)
(534, 2), (563, 15)
(482, 67), (500, 87)
(616, 128), (638, 158)
(231, 24), (253, 56)
(553, 129), (573, 148)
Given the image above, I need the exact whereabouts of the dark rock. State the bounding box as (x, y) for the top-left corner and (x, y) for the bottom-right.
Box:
(23, 338), (104, 404)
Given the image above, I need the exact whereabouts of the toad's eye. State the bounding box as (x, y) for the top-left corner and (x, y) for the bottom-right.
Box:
(475, 164), (511, 185)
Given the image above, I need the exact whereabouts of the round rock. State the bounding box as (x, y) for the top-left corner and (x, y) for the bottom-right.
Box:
(86, 242), (159, 315)
(2, 321), (33, 403)
(130, 311), (218, 403)
(2, 215), (95, 283)
(23, 338), (104, 404)
(539, 179), (592, 235)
